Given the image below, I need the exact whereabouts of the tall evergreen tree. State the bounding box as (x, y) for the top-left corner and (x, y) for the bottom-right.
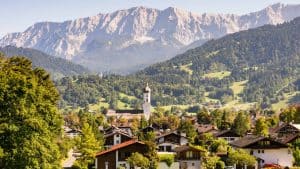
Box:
(232, 112), (250, 136)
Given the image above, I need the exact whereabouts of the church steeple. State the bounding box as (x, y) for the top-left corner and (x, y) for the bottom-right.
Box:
(142, 83), (151, 121)
(143, 83), (151, 103)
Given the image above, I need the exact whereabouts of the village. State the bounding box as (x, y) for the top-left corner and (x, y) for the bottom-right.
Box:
(63, 84), (300, 169)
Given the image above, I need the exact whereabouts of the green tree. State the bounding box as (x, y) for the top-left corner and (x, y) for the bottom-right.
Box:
(179, 120), (197, 143)
(232, 112), (250, 136)
(227, 149), (256, 166)
(293, 147), (300, 166)
(254, 118), (269, 136)
(75, 123), (102, 169)
(197, 110), (212, 124)
(126, 152), (150, 169)
(0, 57), (63, 169)
(204, 156), (224, 169)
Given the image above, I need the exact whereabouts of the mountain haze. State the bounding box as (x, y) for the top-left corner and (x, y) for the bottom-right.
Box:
(1, 3), (300, 74)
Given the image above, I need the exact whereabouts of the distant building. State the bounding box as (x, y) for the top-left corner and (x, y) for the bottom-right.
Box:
(214, 130), (241, 143)
(174, 145), (205, 169)
(105, 83), (152, 121)
(156, 132), (188, 153)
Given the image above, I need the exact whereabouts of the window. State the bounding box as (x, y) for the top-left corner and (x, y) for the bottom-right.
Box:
(192, 163), (195, 166)
(116, 140), (120, 144)
(166, 146), (172, 152)
(250, 150), (253, 155)
(262, 150), (264, 153)
(230, 138), (235, 141)
(258, 150), (260, 153)
(116, 134), (120, 137)
(186, 151), (193, 158)
(159, 146), (164, 152)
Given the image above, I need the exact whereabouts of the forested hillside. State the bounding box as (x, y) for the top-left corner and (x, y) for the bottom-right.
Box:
(0, 46), (89, 79)
(56, 17), (300, 110)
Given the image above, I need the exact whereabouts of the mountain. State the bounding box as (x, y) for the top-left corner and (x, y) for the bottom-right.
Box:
(0, 46), (89, 79)
(56, 17), (300, 110)
(1, 3), (300, 74)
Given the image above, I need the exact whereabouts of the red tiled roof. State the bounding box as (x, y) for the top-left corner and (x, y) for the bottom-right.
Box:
(95, 139), (145, 156)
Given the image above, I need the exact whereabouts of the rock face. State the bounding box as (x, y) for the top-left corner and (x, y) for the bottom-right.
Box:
(1, 3), (300, 74)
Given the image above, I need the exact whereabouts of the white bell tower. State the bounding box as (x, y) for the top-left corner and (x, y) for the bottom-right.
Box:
(142, 83), (151, 121)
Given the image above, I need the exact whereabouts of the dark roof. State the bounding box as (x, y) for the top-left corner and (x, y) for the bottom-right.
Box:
(276, 133), (300, 144)
(230, 135), (288, 148)
(197, 124), (218, 134)
(156, 131), (187, 139)
(116, 109), (143, 114)
(104, 130), (132, 138)
(269, 123), (300, 134)
(96, 139), (145, 156)
(214, 130), (241, 137)
(65, 129), (82, 133)
(174, 145), (205, 152)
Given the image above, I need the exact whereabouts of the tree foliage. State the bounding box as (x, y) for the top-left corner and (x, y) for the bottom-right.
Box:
(254, 118), (269, 136)
(126, 152), (150, 169)
(232, 112), (250, 136)
(74, 123), (102, 169)
(0, 56), (63, 169)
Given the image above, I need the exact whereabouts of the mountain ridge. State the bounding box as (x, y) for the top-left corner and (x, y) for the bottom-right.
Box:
(1, 3), (300, 74)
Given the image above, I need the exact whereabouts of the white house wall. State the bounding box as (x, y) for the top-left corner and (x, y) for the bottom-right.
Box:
(248, 148), (293, 167)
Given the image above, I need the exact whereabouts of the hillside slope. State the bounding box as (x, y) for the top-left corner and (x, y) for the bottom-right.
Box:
(57, 17), (300, 110)
(0, 46), (89, 79)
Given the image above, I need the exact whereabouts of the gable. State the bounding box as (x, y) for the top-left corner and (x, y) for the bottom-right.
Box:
(246, 138), (288, 149)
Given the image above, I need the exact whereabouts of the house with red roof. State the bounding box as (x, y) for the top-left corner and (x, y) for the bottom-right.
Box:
(95, 139), (147, 169)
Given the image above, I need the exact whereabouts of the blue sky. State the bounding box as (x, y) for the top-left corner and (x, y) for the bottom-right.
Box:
(1, 0), (299, 37)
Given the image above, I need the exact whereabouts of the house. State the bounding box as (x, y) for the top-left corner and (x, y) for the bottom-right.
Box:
(174, 145), (204, 169)
(156, 132), (188, 152)
(214, 130), (241, 143)
(230, 135), (293, 168)
(95, 139), (148, 169)
(105, 84), (152, 121)
(104, 130), (133, 149)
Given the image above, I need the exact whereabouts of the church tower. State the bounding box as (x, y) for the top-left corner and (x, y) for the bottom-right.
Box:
(142, 83), (151, 121)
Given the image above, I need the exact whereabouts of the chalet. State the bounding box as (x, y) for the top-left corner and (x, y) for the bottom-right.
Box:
(104, 130), (133, 149)
(156, 132), (188, 152)
(230, 135), (293, 168)
(174, 145), (204, 169)
(105, 84), (152, 121)
(95, 140), (147, 169)
(214, 130), (241, 143)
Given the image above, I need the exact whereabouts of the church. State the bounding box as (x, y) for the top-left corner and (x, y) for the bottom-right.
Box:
(105, 83), (152, 121)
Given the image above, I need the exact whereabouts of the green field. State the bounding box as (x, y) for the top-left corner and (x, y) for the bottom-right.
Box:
(271, 92), (300, 111)
(223, 80), (256, 110)
(203, 71), (231, 79)
(179, 63), (193, 75)
(204, 50), (220, 58)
